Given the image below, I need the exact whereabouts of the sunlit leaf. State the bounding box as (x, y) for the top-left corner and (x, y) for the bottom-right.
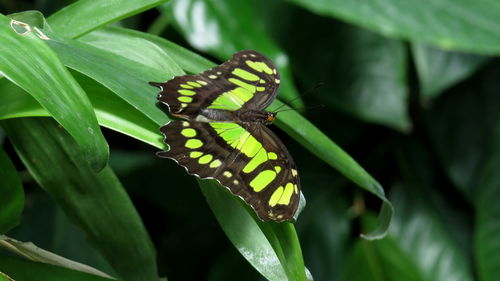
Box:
(47, 0), (167, 38)
(0, 13), (108, 171)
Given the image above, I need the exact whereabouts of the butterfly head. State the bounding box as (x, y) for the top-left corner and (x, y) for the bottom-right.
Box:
(266, 112), (277, 125)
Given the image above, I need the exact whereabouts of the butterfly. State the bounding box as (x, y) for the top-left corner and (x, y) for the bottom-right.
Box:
(150, 50), (301, 222)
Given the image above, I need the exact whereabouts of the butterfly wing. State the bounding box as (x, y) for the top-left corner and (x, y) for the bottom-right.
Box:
(158, 120), (300, 221)
(150, 50), (281, 119)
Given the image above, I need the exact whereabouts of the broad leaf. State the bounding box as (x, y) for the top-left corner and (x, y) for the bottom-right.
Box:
(475, 123), (500, 281)
(285, 16), (409, 131)
(425, 64), (500, 197)
(287, 0), (500, 55)
(412, 43), (488, 101)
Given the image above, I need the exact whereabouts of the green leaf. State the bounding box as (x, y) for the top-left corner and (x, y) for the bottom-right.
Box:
(274, 101), (393, 239)
(44, 30), (174, 126)
(412, 43), (489, 101)
(7, 190), (117, 277)
(2, 118), (161, 281)
(344, 240), (386, 281)
(287, 17), (409, 131)
(371, 183), (473, 281)
(0, 75), (162, 149)
(475, 123), (500, 281)
(0, 148), (24, 234)
(78, 27), (184, 76)
(286, 0), (500, 55)
(297, 186), (351, 281)
(425, 64), (500, 196)
(163, 0), (303, 108)
(201, 180), (307, 281)
(81, 26), (215, 74)
(47, 0), (168, 38)
(370, 140), (474, 281)
(0, 271), (13, 281)
(0, 254), (113, 281)
(0, 236), (112, 279)
(0, 13), (108, 171)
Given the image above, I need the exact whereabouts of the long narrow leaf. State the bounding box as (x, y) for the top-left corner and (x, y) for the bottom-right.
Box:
(0, 13), (108, 171)
(0, 236), (112, 279)
(274, 102), (393, 239)
(0, 254), (113, 281)
(201, 180), (307, 281)
(2, 118), (161, 281)
(47, 0), (167, 38)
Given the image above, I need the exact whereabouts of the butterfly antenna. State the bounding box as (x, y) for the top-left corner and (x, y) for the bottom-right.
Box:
(271, 82), (324, 112)
(275, 104), (325, 113)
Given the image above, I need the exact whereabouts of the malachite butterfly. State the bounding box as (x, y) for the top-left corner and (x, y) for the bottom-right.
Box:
(150, 50), (302, 222)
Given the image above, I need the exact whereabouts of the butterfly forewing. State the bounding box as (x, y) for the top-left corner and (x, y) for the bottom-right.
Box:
(151, 50), (281, 119)
(158, 120), (300, 221)
(152, 50), (301, 222)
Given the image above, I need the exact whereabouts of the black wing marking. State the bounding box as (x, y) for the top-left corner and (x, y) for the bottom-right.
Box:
(149, 50), (280, 120)
(158, 120), (300, 221)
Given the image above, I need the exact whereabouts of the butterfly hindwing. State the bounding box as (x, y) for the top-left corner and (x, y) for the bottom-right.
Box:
(158, 120), (300, 221)
(150, 50), (281, 119)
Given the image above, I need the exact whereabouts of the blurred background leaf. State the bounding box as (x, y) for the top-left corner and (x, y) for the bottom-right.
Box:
(285, 0), (500, 54)
(0, 148), (23, 235)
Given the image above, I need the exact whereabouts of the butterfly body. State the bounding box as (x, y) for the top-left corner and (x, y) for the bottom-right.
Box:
(151, 50), (301, 222)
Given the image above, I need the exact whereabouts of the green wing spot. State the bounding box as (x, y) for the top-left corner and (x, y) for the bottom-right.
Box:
(274, 166), (281, 174)
(232, 68), (259, 81)
(197, 80), (208, 85)
(245, 60), (274, 75)
(209, 159), (222, 168)
(179, 89), (196, 96)
(187, 81), (202, 87)
(190, 151), (203, 158)
(243, 149), (267, 173)
(180, 84), (193, 89)
(181, 128), (197, 137)
(269, 186), (284, 207)
(211, 122), (270, 173)
(223, 171), (233, 178)
(250, 170), (276, 192)
(209, 92), (242, 110)
(185, 139), (203, 149)
(268, 152), (278, 160)
(278, 183), (294, 205)
(198, 154), (213, 164)
(229, 78), (256, 94)
(178, 96), (193, 103)
(232, 87), (253, 102)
